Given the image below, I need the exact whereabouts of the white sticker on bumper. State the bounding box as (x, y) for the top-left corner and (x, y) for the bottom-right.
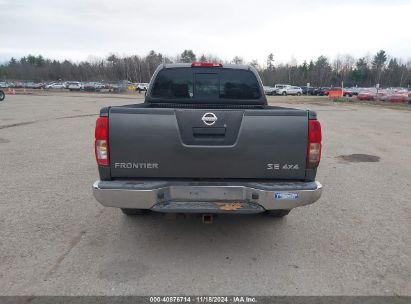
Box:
(274, 192), (299, 200)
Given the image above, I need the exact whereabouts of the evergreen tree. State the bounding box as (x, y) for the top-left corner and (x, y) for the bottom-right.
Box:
(266, 53), (274, 70)
(180, 50), (196, 63)
(372, 50), (387, 84)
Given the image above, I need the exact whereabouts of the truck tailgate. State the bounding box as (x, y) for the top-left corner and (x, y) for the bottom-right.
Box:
(108, 106), (308, 179)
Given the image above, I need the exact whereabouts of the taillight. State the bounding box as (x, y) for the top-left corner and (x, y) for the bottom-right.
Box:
(307, 120), (322, 168)
(95, 117), (109, 166)
(191, 62), (223, 68)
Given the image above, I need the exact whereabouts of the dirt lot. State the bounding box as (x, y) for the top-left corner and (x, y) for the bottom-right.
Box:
(0, 93), (410, 296)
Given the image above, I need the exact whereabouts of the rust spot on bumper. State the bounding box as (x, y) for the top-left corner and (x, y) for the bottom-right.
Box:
(216, 202), (244, 211)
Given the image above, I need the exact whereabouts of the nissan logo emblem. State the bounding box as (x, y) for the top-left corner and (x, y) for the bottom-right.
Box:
(202, 112), (217, 126)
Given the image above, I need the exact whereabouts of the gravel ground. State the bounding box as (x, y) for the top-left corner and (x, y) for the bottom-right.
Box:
(0, 93), (410, 296)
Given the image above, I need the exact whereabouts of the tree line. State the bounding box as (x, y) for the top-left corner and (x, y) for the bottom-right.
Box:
(0, 49), (410, 88)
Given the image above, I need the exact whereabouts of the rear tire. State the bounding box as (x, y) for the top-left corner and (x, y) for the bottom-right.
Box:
(121, 208), (150, 215)
(265, 209), (291, 217)
(297, 92), (301, 96)
(282, 91), (287, 96)
(0, 91), (4, 101)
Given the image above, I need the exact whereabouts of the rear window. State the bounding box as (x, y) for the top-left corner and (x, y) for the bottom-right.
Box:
(195, 73), (219, 99)
(151, 68), (261, 100)
(220, 70), (260, 99)
(151, 69), (193, 99)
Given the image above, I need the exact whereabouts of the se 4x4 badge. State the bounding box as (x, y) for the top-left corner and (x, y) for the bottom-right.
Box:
(267, 164), (300, 170)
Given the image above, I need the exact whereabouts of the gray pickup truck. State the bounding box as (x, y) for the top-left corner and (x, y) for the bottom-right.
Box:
(92, 62), (323, 219)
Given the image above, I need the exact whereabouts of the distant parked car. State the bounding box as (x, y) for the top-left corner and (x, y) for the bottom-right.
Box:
(313, 87), (331, 96)
(300, 86), (316, 95)
(96, 82), (105, 90)
(357, 90), (376, 101)
(345, 87), (360, 96)
(83, 82), (101, 92)
(273, 84), (290, 92)
(263, 86), (276, 95)
(136, 83), (149, 91)
(83, 82), (96, 91)
(46, 82), (65, 89)
(322, 87), (354, 97)
(67, 81), (82, 91)
(323, 88), (337, 96)
(23, 82), (36, 88)
(388, 90), (408, 103)
(32, 83), (45, 89)
(343, 88), (356, 97)
(24, 82), (44, 89)
(276, 86), (303, 96)
(0, 82), (9, 88)
(113, 80), (132, 92)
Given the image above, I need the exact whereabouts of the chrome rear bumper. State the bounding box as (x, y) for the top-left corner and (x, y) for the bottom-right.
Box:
(92, 180), (322, 213)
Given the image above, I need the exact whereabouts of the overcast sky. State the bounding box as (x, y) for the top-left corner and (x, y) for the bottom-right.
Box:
(1, 0), (410, 65)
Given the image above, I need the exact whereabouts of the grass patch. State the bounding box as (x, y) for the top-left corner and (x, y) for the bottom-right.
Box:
(332, 97), (353, 103)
